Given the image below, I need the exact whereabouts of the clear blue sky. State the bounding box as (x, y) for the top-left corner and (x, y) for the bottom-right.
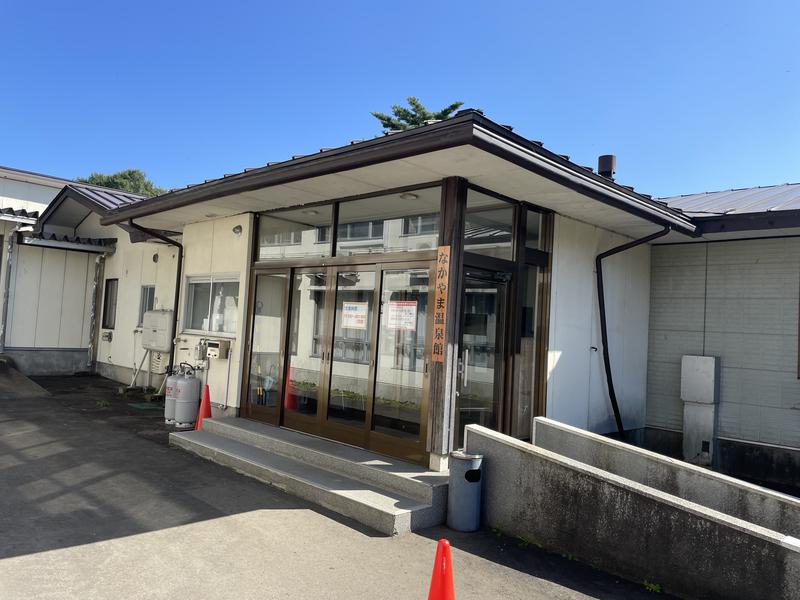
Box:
(1, 1), (798, 197)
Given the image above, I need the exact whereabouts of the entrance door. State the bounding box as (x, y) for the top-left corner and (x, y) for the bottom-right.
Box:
(455, 268), (509, 447)
(243, 270), (290, 425)
(259, 262), (433, 463)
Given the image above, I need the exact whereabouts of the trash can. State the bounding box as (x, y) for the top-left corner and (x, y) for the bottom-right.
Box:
(446, 450), (483, 532)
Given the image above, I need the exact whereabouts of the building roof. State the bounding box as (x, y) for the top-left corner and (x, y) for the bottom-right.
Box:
(660, 183), (800, 217)
(63, 183), (146, 212)
(101, 110), (696, 237)
(0, 207), (39, 223)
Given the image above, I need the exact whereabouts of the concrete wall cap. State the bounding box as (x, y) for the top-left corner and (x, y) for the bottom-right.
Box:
(531, 417), (800, 506)
(466, 424), (794, 547)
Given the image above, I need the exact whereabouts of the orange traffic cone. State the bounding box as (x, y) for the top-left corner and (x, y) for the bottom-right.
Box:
(427, 539), (455, 600)
(195, 384), (212, 430)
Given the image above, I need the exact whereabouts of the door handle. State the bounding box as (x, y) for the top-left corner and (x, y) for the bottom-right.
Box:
(463, 348), (470, 386)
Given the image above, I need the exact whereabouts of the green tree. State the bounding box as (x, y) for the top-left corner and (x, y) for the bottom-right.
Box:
(371, 97), (464, 131)
(77, 168), (166, 197)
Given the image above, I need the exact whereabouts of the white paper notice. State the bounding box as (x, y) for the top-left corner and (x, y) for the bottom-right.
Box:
(341, 302), (368, 329)
(387, 300), (417, 331)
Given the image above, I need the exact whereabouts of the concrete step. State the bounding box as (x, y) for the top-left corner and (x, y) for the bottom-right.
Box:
(202, 418), (448, 507)
(171, 429), (444, 536)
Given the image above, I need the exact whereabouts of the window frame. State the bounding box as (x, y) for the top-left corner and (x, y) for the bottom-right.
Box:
(182, 274), (241, 337)
(101, 278), (119, 330)
(138, 285), (156, 327)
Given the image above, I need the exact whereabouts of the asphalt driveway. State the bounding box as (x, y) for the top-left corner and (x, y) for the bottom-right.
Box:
(0, 375), (671, 599)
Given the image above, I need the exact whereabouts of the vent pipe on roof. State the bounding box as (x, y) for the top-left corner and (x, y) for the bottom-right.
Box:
(598, 155), (616, 180)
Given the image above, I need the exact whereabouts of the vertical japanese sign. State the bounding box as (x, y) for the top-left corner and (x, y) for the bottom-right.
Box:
(431, 245), (450, 363)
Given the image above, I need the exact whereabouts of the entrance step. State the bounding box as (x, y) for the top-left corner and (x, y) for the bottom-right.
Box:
(170, 418), (448, 536)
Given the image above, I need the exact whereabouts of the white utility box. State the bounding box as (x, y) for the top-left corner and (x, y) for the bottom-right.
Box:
(142, 310), (174, 353)
(680, 355), (720, 467)
(206, 339), (230, 360)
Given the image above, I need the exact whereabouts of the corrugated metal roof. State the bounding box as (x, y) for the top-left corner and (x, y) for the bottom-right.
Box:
(26, 232), (115, 246)
(66, 183), (145, 212)
(0, 207), (39, 220)
(660, 183), (800, 217)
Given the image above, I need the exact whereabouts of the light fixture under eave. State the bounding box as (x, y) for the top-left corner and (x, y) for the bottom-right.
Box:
(399, 192), (419, 201)
(301, 209), (319, 215)
(232, 225), (243, 235)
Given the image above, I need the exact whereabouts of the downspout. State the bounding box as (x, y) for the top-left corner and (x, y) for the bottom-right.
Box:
(596, 226), (670, 436)
(127, 220), (183, 376)
(87, 254), (105, 368)
(0, 224), (23, 353)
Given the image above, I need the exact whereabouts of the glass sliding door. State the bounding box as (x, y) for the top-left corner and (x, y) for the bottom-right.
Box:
(283, 269), (329, 434)
(243, 270), (289, 425)
(322, 268), (377, 445)
(369, 263), (433, 462)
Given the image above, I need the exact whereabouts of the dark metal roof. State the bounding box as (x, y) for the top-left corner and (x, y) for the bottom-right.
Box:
(64, 183), (146, 212)
(660, 183), (800, 217)
(101, 110), (696, 235)
(24, 232), (116, 246)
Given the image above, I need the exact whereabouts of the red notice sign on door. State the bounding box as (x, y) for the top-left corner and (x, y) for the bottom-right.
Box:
(432, 246), (450, 363)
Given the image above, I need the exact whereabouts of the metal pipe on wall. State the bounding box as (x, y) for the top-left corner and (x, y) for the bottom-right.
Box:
(596, 226), (670, 436)
(87, 254), (105, 368)
(127, 220), (183, 376)
(0, 224), (22, 353)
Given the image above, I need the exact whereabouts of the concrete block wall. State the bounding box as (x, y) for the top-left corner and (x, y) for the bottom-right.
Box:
(532, 417), (800, 536)
(465, 424), (800, 600)
(647, 239), (800, 449)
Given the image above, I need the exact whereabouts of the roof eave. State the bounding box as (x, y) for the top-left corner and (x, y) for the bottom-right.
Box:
(99, 112), (696, 236)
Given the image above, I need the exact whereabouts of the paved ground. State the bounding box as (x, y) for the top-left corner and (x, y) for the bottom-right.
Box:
(0, 375), (673, 599)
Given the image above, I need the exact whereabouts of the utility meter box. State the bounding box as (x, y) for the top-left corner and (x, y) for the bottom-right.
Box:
(206, 339), (230, 360)
(142, 310), (174, 353)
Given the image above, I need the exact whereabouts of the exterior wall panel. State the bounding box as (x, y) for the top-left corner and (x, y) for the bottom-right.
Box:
(647, 238), (800, 449)
(547, 214), (651, 434)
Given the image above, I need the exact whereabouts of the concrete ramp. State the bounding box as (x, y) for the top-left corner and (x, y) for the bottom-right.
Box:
(0, 358), (49, 399)
(465, 424), (800, 600)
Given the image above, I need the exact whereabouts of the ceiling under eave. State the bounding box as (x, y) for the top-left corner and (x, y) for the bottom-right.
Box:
(116, 145), (683, 240)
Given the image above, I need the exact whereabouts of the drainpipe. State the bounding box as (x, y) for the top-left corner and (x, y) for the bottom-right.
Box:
(0, 224), (23, 353)
(87, 254), (105, 368)
(127, 220), (183, 376)
(596, 226), (670, 436)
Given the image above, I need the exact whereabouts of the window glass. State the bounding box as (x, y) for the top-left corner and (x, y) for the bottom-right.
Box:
(185, 278), (240, 334)
(138, 285), (156, 325)
(336, 187), (440, 256)
(102, 279), (118, 329)
(525, 210), (542, 250)
(464, 190), (515, 260)
(257, 205), (333, 260)
(210, 281), (240, 334)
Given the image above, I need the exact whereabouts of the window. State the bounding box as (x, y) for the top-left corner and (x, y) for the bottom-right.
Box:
(185, 277), (240, 334)
(336, 186), (441, 256)
(102, 279), (119, 329)
(138, 285), (156, 326)
(464, 190), (515, 260)
(403, 213), (439, 236)
(257, 205), (333, 260)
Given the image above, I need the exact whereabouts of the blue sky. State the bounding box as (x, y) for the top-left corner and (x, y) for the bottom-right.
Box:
(1, 1), (798, 197)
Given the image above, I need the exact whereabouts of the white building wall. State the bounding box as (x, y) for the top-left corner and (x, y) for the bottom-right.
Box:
(546, 214), (651, 433)
(647, 238), (800, 448)
(78, 214), (178, 386)
(174, 213), (253, 409)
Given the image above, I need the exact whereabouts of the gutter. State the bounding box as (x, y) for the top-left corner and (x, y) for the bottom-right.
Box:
(596, 226), (671, 435)
(127, 219), (183, 375)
